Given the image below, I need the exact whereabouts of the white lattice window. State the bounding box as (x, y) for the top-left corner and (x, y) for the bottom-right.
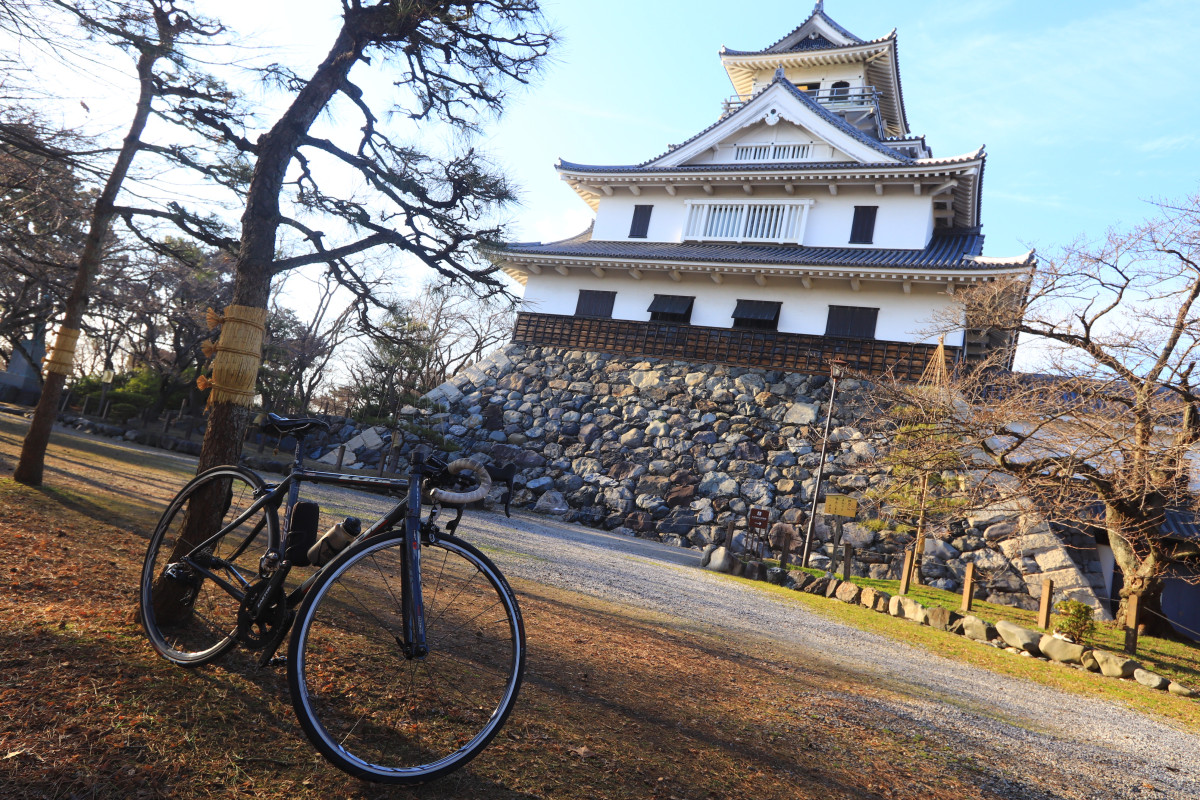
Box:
(732, 143), (812, 162)
(683, 199), (814, 244)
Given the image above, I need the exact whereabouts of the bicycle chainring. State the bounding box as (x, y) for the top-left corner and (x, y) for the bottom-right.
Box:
(236, 581), (287, 650)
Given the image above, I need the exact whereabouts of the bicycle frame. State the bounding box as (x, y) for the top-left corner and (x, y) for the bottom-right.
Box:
(172, 436), (433, 661)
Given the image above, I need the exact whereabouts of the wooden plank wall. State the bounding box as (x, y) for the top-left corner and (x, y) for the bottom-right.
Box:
(511, 313), (952, 381)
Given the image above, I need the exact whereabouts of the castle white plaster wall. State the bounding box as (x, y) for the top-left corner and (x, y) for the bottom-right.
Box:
(520, 269), (964, 347)
(591, 185), (933, 249)
(748, 63), (865, 94)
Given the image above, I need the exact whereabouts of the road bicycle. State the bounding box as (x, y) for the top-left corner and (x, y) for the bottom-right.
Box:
(138, 413), (524, 784)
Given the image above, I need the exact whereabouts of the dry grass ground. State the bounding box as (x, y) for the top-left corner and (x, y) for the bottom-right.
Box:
(0, 413), (1193, 799)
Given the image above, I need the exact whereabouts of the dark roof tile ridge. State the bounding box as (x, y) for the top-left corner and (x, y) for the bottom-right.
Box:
(774, 76), (911, 162)
(742, 2), (866, 55)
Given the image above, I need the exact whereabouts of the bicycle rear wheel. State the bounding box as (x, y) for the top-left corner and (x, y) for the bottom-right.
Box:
(140, 466), (277, 666)
(288, 533), (525, 784)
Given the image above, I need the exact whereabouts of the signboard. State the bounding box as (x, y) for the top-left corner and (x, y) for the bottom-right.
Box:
(747, 507), (770, 532)
(824, 495), (858, 518)
(100, 369), (115, 384)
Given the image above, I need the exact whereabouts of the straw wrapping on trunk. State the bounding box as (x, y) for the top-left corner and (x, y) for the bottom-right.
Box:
(43, 328), (81, 376)
(198, 304), (268, 407)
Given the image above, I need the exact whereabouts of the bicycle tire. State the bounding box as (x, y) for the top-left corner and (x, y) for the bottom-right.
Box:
(288, 532), (525, 784)
(140, 465), (277, 666)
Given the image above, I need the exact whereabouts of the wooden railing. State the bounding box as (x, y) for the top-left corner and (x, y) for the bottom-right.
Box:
(511, 313), (952, 381)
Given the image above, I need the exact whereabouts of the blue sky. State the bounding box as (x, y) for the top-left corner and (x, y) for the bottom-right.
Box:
(477, 0), (1200, 260)
(16, 0), (1200, 278)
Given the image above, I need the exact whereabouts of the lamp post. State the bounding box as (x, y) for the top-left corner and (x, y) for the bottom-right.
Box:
(800, 359), (847, 568)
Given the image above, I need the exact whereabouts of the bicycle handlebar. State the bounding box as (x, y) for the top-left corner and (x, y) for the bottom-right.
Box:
(427, 458), (493, 505)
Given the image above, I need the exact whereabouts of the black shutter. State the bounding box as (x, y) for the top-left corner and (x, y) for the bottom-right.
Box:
(825, 306), (878, 339)
(731, 299), (781, 331)
(647, 294), (694, 323)
(849, 205), (878, 244)
(629, 205), (653, 238)
(575, 290), (616, 318)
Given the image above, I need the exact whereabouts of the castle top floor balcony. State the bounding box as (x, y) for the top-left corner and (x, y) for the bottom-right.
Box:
(722, 85), (882, 139)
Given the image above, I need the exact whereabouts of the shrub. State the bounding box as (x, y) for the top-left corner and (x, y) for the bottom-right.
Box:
(1053, 599), (1096, 643)
(110, 403), (139, 424)
(861, 518), (890, 532)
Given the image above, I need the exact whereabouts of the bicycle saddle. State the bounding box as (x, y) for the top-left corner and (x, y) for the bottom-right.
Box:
(259, 412), (331, 438)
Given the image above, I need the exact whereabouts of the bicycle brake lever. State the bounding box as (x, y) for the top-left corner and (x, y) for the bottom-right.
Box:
(486, 463), (517, 518)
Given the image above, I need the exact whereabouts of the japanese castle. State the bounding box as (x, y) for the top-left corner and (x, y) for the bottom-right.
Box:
(497, 2), (1033, 379)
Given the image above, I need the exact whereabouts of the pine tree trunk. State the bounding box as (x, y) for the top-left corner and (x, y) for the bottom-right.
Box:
(192, 19), (383, 473)
(13, 42), (164, 486)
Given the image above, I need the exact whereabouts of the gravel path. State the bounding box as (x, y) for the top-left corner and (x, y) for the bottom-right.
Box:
(445, 509), (1200, 800)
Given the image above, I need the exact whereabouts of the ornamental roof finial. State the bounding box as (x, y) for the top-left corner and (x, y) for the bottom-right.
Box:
(774, 65), (786, 80)
(814, 0), (824, 13)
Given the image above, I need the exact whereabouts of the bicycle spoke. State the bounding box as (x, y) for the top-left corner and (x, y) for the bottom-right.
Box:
(290, 535), (524, 784)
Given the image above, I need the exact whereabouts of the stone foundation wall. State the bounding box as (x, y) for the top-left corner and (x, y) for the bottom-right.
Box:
(422, 343), (1105, 616)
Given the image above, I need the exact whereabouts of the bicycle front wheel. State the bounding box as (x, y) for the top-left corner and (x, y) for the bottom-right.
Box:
(288, 533), (525, 784)
(140, 466), (276, 666)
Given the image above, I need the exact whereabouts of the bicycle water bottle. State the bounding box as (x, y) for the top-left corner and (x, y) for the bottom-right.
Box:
(307, 517), (362, 567)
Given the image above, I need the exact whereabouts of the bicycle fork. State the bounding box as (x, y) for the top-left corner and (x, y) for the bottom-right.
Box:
(400, 451), (429, 659)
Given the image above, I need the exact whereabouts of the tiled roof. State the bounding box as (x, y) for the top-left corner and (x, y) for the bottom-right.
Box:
(501, 228), (1034, 272)
(776, 77), (909, 159)
(558, 147), (983, 175)
(561, 72), (912, 174)
(724, 3), (865, 56)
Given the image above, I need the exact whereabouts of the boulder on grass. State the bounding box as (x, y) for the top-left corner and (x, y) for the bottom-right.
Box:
(995, 620), (1042, 655)
(834, 582), (862, 605)
(961, 615), (997, 642)
(897, 596), (925, 622)
(824, 579), (842, 599)
(788, 572), (815, 592)
(700, 544), (717, 568)
(1038, 635), (1087, 665)
(858, 586), (879, 609)
(1092, 649), (1140, 679)
(704, 546), (736, 574)
(744, 561), (767, 581)
(767, 567), (789, 586)
(1081, 650), (1101, 672)
(888, 595), (904, 617)
(1134, 669), (1169, 691)
(871, 589), (891, 613)
(924, 606), (961, 632)
(806, 576), (831, 595)
(1168, 682), (1198, 698)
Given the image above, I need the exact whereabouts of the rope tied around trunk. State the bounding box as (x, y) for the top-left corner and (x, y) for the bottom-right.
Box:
(42, 328), (81, 376)
(197, 304), (268, 407)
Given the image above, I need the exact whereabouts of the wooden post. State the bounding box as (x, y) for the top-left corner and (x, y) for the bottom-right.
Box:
(59, 388), (72, 413)
(335, 444), (346, 471)
(724, 518), (736, 552)
(161, 412), (172, 434)
(387, 428), (402, 475)
(101, 400), (110, 419)
(841, 543), (853, 582)
(80, 396), (89, 417)
(1123, 594), (1140, 655)
(1037, 578), (1054, 630)
(912, 472), (930, 586)
(961, 562), (975, 612)
(828, 516), (843, 576)
(899, 548), (914, 596)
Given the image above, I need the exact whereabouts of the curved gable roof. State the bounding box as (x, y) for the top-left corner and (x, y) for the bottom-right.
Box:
(747, 1), (864, 54)
(630, 71), (910, 169)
